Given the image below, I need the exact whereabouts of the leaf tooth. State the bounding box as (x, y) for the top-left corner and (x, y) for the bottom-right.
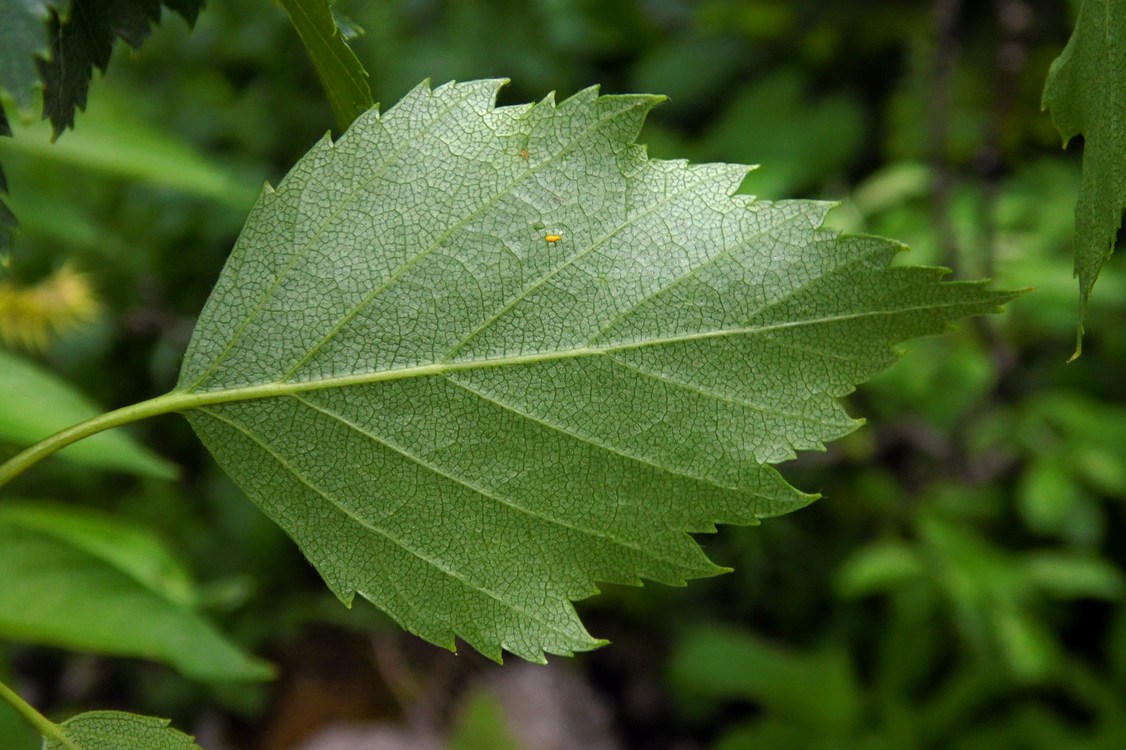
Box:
(558, 84), (602, 110)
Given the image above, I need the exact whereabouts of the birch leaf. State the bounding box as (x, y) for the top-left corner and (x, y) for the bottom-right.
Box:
(176, 79), (1017, 662)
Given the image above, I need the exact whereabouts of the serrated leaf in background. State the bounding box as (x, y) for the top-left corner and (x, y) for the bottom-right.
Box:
(0, 0), (204, 251)
(174, 79), (1017, 662)
(37, 0), (205, 134)
(276, 0), (373, 131)
(0, 502), (274, 682)
(1042, 0), (1126, 355)
(0, 0), (67, 114)
(0, 348), (177, 479)
(45, 710), (200, 750)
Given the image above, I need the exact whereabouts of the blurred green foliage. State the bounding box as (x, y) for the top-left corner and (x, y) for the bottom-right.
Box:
(0, 0), (1123, 748)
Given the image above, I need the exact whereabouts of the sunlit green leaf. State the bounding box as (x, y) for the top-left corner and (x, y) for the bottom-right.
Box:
(176, 79), (1016, 662)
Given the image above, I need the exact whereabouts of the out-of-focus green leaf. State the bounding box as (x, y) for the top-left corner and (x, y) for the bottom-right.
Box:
(1042, 0), (1126, 355)
(275, 0), (373, 131)
(669, 625), (861, 731)
(173, 79), (1015, 662)
(0, 502), (196, 607)
(1025, 553), (1124, 600)
(994, 607), (1056, 682)
(849, 162), (932, 218)
(697, 71), (864, 198)
(1017, 460), (1090, 537)
(837, 540), (925, 598)
(865, 335), (995, 430)
(1019, 392), (1126, 500)
(0, 349), (177, 480)
(45, 710), (200, 750)
(0, 502), (274, 682)
(714, 719), (829, 750)
(449, 690), (525, 750)
(916, 516), (1087, 681)
(631, 36), (744, 114)
(0, 94), (256, 210)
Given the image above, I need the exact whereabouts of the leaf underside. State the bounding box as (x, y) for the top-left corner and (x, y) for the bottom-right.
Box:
(177, 79), (1016, 662)
(1042, 0), (1126, 353)
(45, 710), (200, 750)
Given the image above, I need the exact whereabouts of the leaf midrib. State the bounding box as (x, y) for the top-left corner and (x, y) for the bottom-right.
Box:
(174, 297), (983, 408)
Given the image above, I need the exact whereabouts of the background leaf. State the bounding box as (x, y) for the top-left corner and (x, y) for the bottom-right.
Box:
(0, 502), (197, 606)
(1042, 0), (1126, 353)
(0, 0), (204, 253)
(0, 349), (176, 480)
(45, 710), (200, 750)
(0, 92), (257, 210)
(0, 501), (273, 682)
(0, 0), (67, 115)
(669, 625), (862, 731)
(175, 79), (1016, 662)
(275, 0), (373, 131)
(35, 0), (205, 134)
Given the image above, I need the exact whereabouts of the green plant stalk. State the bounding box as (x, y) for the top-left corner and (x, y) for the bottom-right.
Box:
(0, 392), (188, 490)
(0, 678), (80, 750)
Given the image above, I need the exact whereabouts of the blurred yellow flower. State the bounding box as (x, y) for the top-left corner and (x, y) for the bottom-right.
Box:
(0, 263), (100, 350)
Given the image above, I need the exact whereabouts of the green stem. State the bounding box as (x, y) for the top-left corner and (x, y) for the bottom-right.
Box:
(0, 392), (187, 491)
(0, 678), (80, 750)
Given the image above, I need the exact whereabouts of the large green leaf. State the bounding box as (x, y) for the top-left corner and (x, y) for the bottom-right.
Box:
(0, 349), (177, 480)
(0, 501), (273, 682)
(1042, 0), (1126, 354)
(44, 711), (200, 750)
(175, 79), (1017, 662)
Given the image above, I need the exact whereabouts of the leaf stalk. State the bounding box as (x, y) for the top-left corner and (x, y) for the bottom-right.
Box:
(0, 678), (80, 750)
(0, 393), (186, 490)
